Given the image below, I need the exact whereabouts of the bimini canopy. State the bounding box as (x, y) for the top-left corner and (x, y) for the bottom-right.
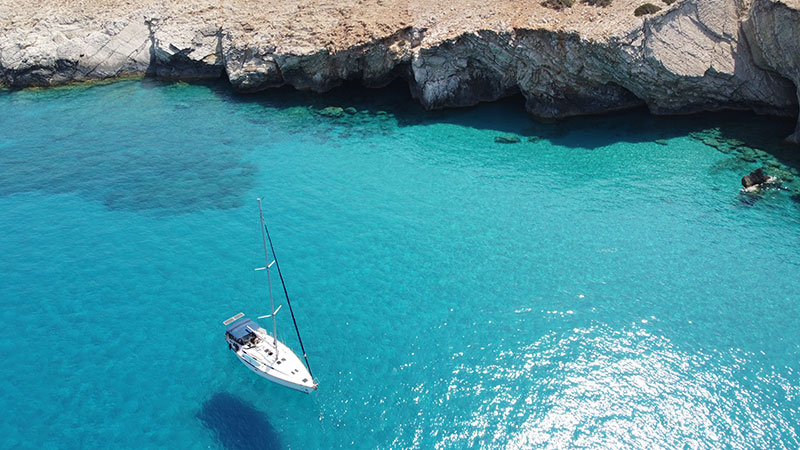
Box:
(227, 318), (261, 342)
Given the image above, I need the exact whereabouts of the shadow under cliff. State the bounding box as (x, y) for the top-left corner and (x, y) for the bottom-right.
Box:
(34, 76), (793, 163)
(212, 79), (798, 167)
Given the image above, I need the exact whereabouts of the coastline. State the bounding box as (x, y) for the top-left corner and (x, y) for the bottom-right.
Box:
(1, 0), (799, 143)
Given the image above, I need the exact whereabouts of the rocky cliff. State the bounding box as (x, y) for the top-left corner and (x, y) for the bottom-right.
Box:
(1, 0), (798, 142)
(744, 0), (800, 143)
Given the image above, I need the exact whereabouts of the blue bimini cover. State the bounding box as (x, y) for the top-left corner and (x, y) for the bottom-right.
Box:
(227, 318), (261, 341)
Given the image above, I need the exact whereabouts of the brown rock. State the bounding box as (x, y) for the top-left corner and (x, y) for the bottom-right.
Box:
(742, 168), (769, 188)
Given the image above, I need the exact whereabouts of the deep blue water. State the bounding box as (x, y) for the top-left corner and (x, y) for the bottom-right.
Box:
(1, 80), (799, 449)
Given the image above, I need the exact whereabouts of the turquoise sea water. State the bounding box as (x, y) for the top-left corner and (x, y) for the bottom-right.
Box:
(1, 80), (799, 449)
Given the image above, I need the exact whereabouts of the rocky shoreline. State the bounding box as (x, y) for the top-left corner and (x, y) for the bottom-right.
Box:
(1, 0), (798, 143)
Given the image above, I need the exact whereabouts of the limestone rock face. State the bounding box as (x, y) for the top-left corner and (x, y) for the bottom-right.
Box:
(145, 18), (225, 80)
(0, 16), (223, 86)
(744, 0), (800, 143)
(222, 26), (418, 92)
(0, 20), (151, 86)
(1, 0), (799, 142)
(403, 0), (797, 123)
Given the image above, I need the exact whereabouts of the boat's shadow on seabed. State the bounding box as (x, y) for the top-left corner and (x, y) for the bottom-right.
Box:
(197, 392), (282, 450)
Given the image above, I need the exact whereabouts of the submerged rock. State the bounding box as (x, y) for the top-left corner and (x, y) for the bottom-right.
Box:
(738, 191), (761, 206)
(344, 107), (358, 114)
(709, 157), (751, 174)
(318, 106), (345, 118)
(738, 148), (759, 162)
(771, 167), (795, 182)
(690, 129), (751, 154)
(495, 135), (521, 144)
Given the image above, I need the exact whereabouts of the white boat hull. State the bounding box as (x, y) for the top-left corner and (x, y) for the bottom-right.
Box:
(233, 333), (317, 394)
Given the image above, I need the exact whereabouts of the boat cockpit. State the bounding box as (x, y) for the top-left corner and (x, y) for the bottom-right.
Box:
(225, 318), (262, 350)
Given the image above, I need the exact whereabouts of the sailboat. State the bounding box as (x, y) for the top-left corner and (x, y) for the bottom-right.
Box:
(223, 198), (317, 394)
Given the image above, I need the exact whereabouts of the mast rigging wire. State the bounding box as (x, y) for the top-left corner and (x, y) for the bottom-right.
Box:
(259, 208), (315, 380)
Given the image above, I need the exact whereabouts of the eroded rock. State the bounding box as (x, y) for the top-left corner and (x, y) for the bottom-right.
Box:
(743, 0), (800, 144)
(1, 0), (799, 144)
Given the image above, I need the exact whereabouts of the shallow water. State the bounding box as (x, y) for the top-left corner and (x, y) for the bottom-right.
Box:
(1, 80), (799, 449)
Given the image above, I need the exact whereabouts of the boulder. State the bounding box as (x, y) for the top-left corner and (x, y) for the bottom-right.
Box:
(741, 167), (769, 188)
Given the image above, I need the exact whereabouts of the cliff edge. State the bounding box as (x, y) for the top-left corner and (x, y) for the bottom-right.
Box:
(1, 0), (798, 142)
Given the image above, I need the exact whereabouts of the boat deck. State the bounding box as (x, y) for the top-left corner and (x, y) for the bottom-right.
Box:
(237, 329), (316, 393)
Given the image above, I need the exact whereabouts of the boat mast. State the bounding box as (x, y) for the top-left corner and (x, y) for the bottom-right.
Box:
(258, 202), (315, 381)
(257, 198), (279, 354)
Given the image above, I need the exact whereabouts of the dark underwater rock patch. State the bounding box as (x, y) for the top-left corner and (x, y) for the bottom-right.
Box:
(693, 127), (800, 198)
(709, 157), (752, 174)
(689, 129), (746, 154)
(737, 191), (761, 206)
(494, 135), (521, 144)
(317, 106), (345, 118)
